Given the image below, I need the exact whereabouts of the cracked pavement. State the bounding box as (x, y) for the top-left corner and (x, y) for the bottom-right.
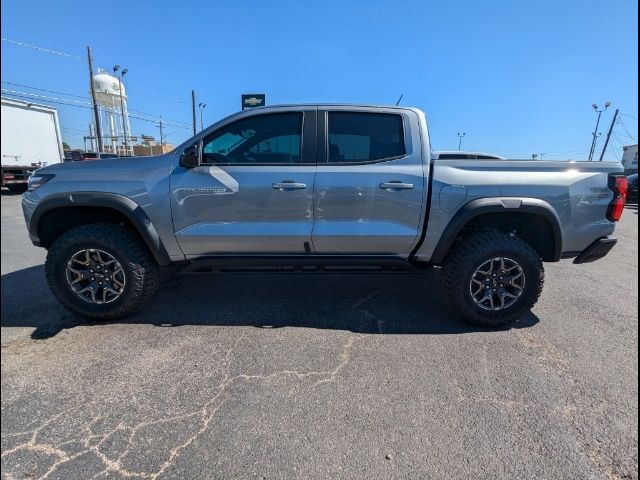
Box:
(1, 193), (638, 479)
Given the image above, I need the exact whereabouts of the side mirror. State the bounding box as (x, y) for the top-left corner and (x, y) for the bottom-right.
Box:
(180, 144), (200, 168)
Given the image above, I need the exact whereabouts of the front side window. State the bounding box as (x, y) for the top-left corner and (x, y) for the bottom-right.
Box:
(328, 112), (405, 163)
(201, 112), (302, 164)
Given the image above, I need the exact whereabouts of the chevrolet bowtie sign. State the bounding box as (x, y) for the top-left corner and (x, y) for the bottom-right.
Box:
(241, 94), (266, 110)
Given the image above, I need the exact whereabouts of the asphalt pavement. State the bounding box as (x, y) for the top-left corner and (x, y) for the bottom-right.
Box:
(1, 191), (638, 480)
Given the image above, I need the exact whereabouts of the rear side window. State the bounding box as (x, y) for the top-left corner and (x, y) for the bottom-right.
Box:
(328, 112), (405, 163)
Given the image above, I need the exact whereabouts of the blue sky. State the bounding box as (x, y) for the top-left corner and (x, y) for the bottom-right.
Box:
(2, 0), (638, 160)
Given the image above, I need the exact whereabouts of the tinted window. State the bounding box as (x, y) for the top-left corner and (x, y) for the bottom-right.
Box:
(84, 153), (98, 159)
(100, 154), (119, 159)
(328, 112), (405, 163)
(202, 112), (302, 164)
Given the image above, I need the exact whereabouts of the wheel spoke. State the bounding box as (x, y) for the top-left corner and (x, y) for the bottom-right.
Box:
(504, 271), (523, 283)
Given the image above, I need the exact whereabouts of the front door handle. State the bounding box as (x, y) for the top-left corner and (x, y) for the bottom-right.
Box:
(379, 181), (414, 191)
(272, 181), (307, 190)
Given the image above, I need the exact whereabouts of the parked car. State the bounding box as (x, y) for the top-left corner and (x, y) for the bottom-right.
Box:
(22, 104), (627, 327)
(627, 173), (638, 203)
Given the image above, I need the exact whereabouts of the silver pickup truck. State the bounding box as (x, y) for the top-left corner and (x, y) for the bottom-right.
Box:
(22, 104), (629, 327)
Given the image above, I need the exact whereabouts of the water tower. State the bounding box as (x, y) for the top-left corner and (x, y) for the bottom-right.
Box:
(90, 70), (132, 155)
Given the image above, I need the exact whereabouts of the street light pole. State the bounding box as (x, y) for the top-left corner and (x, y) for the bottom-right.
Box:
(113, 65), (129, 156)
(198, 103), (207, 131)
(457, 132), (466, 151)
(588, 102), (611, 161)
(191, 90), (197, 136)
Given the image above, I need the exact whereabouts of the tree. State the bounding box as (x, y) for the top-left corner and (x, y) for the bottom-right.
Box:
(62, 142), (71, 150)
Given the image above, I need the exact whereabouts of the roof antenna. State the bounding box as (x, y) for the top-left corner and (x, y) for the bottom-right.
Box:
(395, 94), (403, 106)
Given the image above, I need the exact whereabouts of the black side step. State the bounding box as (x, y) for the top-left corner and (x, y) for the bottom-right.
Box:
(179, 256), (425, 274)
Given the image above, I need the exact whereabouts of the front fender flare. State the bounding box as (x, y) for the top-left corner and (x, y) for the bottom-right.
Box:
(30, 192), (172, 266)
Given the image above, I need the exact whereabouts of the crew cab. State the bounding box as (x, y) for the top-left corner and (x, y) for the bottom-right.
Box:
(22, 105), (628, 326)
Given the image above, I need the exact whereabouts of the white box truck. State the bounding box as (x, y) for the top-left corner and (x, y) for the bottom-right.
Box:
(1, 97), (64, 192)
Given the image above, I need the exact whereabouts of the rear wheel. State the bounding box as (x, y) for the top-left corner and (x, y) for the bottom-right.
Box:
(45, 223), (160, 320)
(441, 231), (544, 327)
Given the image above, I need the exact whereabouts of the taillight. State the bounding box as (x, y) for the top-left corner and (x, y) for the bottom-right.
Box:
(607, 175), (628, 222)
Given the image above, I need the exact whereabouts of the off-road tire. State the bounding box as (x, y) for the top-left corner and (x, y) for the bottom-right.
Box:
(441, 231), (544, 327)
(45, 223), (160, 320)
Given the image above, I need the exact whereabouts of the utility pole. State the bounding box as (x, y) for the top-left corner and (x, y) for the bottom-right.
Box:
(588, 102), (611, 161)
(457, 132), (466, 151)
(191, 90), (197, 136)
(86, 46), (103, 152)
(599, 109), (619, 162)
(158, 118), (164, 149)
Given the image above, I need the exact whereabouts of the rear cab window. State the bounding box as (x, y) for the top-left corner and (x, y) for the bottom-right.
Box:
(327, 112), (405, 164)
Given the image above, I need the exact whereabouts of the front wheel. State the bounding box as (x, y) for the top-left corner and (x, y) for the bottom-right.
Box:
(45, 223), (160, 320)
(441, 231), (544, 327)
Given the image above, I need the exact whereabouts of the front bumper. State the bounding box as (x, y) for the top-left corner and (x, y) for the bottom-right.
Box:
(21, 190), (41, 246)
(573, 236), (618, 264)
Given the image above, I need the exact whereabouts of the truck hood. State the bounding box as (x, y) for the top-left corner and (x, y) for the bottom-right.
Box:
(37, 153), (173, 175)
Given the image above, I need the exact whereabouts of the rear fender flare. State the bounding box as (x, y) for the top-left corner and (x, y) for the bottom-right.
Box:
(429, 197), (563, 264)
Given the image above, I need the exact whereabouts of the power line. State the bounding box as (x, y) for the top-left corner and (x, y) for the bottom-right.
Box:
(1, 88), (91, 105)
(3, 42), (194, 127)
(2, 91), (93, 109)
(125, 77), (190, 99)
(1, 22), (82, 48)
(1, 37), (84, 60)
(126, 107), (192, 128)
(61, 126), (89, 135)
(1, 84), (193, 129)
(617, 117), (637, 143)
(1, 90), (191, 130)
(1, 81), (90, 99)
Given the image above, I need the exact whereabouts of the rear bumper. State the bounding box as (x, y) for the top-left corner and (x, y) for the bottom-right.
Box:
(2, 166), (37, 186)
(573, 237), (617, 264)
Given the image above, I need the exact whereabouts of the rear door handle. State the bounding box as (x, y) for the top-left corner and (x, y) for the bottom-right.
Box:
(379, 181), (414, 190)
(272, 181), (307, 190)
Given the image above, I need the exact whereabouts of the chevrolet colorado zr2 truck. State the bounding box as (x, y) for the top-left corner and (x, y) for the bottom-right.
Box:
(21, 105), (629, 327)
